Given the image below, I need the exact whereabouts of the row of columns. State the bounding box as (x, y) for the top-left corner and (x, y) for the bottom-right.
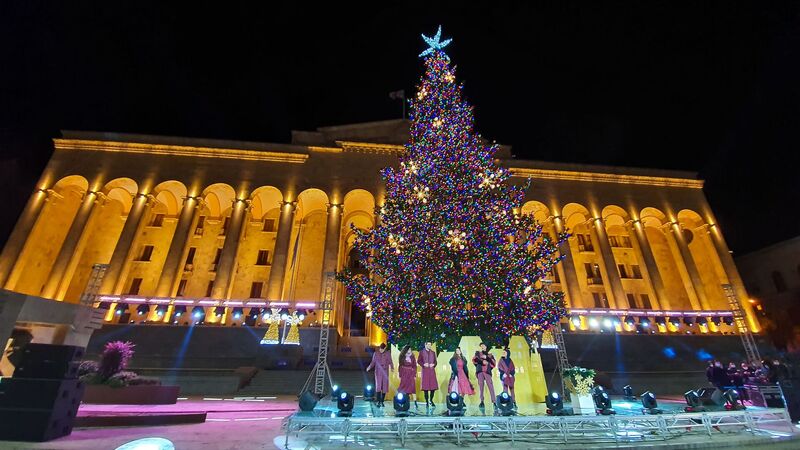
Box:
(545, 212), (756, 330)
(0, 185), (757, 331)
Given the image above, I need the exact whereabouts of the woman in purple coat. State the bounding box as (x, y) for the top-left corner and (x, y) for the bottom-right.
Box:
(398, 345), (419, 408)
(366, 343), (394, 407)
(419, 341), (438, 407)
(497, 348), (516, 407)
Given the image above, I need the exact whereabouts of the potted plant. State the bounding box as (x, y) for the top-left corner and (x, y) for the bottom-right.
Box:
(562, 366), (596, 415)
(81, 341), (180, 404)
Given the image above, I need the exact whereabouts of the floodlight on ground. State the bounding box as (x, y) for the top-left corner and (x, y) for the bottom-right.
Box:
(496, 391), (514, 416)
(337, 391), (354, 416)
(546, 391), (569, 416)
(592, 388), (615, 415)
(641, 391), (662, 414)
(724, 389), (745, 411)
(393, 392), (410, 417)
(683, 390), (706, 412)
(364, 384), (375, 401)
(446, 391), (465, 416)
(623, 385), (636, 401)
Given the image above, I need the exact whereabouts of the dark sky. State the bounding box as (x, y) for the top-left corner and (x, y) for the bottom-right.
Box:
(1, 2), (799, 255)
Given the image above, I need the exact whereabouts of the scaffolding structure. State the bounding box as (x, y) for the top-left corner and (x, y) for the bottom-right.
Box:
(300, 272), (336, 397)
(723, 283), (761, 363)
(80, 263), (109, 307)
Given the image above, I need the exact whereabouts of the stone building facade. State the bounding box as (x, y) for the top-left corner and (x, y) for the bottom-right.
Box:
(0, 120), (759, 345)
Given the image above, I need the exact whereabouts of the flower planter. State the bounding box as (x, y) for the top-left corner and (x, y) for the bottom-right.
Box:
(83, 384), (180, 405)
(572, 393), (596, 415)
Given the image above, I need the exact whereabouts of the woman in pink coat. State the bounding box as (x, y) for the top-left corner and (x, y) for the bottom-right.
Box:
(366, 343), (394, 407)
(398, 345), (419, 408)
(419, 341), (438, 407)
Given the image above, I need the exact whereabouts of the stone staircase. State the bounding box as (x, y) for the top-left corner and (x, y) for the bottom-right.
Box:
(237, 369), (371, 396)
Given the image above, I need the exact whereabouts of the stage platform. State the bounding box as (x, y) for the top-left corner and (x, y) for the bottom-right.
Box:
(284, 395), (797, 448)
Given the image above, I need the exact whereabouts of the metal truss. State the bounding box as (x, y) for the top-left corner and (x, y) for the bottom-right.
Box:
(284, 408), (792, 448)
(723, 283), (761, 363)
(300, 272), (336, 397)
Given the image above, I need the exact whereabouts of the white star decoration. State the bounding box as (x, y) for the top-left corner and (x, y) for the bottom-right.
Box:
(419, 25), (452, 59)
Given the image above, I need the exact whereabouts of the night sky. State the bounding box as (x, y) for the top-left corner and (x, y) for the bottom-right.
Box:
(2, 2), (799, 255)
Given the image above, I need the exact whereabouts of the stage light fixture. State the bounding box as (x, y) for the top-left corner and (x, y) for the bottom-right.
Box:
(446, 391), (465, 416)
(298, 313), (306, 321)
(696, 317), (708, 326)
(623, 316), (635, 326)
(330, 384), (340, 399)
(683, 390), (706, 412)
(155, 305), (167, 317)
(723, 389), (745, 410)
(192, 306), (205, 320)
(172, 305), (187, 319)
(638, 317), (650, 327)
(683, 317), (695, 327)
(722, 316), (734, 326)
(279, 308), (290, 320)
(114, 437), (175, 450)
(115, 303), (128, 316)
(602, 317), (614, 329)
(136, 304), (149, 316)
(364, 384), (375, 401)
(496, 391), (514, 416)
(592, 387), (615, 415)
(337, 391), (354, 416)
(623, 385), (636, 401)
(710, 316), (722, 326)
(393, 392), (410, 416)
(571, 316), (582, 327)
(546, 391), (568, 416)
(232, 307), (243, 319)
(669, 317), (681, 327)
(589, 317), (600, 328)
(641, 391), (662, 414)
(213, 306), (225, 318)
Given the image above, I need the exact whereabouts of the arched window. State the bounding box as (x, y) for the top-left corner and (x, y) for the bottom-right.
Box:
(772, 270), (787, 293)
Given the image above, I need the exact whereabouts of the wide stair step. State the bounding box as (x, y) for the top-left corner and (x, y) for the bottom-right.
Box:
(237, 370), (371, 396)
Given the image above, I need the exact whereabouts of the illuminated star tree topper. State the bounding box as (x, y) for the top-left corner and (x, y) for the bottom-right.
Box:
(338, 27), (568, 350)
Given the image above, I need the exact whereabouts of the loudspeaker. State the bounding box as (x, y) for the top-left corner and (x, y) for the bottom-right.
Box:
(0, 379), (85, 442)
(697, 387), (724, 406)
(0, 409), (79, 442)
(14, 344), (85, 380)
(18, 344), (85, 366)
(14, 361), (79, 380)
(0, 378), (85, 410)
(299, 391), (319, 412)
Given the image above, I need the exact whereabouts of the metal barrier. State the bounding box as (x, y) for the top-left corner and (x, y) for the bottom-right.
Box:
(284, 408), (793, 447)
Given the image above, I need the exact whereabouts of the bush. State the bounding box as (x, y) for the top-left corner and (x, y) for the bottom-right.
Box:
(78, 360), (99, 377)
(98, 341), (135, 381)
(106, 370), (139, 388)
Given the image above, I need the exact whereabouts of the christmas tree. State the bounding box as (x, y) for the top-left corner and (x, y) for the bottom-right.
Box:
(338, 27), (567, 349)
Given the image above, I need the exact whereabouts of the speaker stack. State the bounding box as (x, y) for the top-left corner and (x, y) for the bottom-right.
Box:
(0, 344), (86, 442)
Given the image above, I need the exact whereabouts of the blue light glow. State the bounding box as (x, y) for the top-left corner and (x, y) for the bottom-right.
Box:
(397, 393), (404, 400)
(662, 347), (676, 359)
(552, 392), (559, 399)
(340, 393), (347, 400)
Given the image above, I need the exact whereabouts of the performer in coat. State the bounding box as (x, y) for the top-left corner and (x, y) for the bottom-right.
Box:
(398, 345), (419, 408)
(419, 341), (438, 407)
(366, 343), (394, 407)
(449, 347), (475, 396)
(472, 342), (496, 407)
(497, 348), (516, 407)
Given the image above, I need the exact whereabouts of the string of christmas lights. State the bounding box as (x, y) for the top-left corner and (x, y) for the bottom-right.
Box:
(337, 29), (568, 349)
